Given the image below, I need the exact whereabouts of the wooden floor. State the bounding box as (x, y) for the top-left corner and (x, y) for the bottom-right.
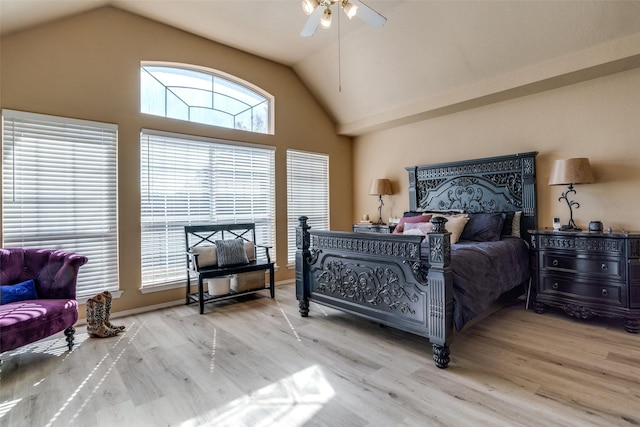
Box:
(1, 282), (639, 427)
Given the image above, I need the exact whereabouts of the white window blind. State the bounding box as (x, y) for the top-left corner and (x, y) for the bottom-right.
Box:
(287, 149), (329, 265)
(140, 130), (275, 288)
(2, 109), (119, 297)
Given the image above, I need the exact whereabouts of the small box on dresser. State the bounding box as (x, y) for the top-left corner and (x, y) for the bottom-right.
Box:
(529, 228), (640, 333)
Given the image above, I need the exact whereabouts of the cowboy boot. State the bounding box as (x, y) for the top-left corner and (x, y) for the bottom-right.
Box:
(102, 291), (125, 332)
(86, 294), (120, 338)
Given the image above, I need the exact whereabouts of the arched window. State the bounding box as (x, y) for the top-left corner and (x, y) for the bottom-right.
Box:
(141, 63), (273, 134)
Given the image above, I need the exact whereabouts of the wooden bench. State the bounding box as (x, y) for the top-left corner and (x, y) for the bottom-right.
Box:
(185, 223), (275, 314)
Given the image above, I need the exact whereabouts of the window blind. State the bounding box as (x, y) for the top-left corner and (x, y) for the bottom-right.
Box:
(2, 109), (119, 297)
(286, 149), (329, 265)
(140, 130), (275, 288)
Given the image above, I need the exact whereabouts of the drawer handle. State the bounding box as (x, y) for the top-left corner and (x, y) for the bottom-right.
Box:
(601, 263), (608, 271)
(552, 259), (559, 267)
(602, 289), (609, 297)
(552, 282), (559, 289)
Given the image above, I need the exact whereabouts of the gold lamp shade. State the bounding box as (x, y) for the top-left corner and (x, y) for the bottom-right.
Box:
(369, 179), (392, 196)
(549, 158), (594, 186)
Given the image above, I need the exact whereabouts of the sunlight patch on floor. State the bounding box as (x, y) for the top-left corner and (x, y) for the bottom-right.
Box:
(6, 331), (89, 360)
(0, 399), (21, 420)
(210, 328), (217, 374)
(311, 302), (329, 316)
(276, 298), (301, 342)
(43, 321), (143, 427)
(181, 364), (335, 427)
(44, 353), (110, 427)
(68, 321), (145, 425)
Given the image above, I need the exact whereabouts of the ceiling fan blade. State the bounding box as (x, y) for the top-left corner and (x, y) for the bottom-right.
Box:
(351, 0), (387, 28)
(300, 5), (325, 37)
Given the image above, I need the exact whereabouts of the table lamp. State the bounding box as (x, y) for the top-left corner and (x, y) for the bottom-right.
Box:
(369, 178), (392, 225)
(548, 158), (594, 231)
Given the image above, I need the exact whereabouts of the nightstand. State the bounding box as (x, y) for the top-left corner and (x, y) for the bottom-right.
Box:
(352, 223), (395, 233)
(529, 228), (640, 333)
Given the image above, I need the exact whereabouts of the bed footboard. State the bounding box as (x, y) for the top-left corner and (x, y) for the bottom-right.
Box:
(296, 216), (453, 368)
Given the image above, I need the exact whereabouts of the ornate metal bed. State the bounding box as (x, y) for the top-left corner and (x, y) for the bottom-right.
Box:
(295, 152), (538, 368)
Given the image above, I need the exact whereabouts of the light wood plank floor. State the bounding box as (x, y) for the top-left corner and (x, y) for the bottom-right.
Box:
(1, 282), (639, 427)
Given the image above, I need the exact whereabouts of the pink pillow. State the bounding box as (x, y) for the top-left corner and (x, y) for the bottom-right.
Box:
(403, 222), (434, 235)
(393, 214), (433, 234)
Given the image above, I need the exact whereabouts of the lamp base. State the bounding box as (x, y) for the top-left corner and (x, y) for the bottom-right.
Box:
(559, 224), (582, 232)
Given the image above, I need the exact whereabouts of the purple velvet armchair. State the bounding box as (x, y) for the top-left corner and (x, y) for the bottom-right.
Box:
(0, 248), (88, 356)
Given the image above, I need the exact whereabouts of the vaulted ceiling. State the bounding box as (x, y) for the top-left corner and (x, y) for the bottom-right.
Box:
(2, 1), (640, 136)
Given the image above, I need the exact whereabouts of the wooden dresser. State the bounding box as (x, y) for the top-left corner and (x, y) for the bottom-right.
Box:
(529, 228), (640, 333)
(352, 223), (395, 233)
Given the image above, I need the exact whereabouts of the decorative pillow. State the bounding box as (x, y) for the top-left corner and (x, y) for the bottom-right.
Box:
(244, 241), (256, 262)
(393, 214), (433, 234)
(191, 245), (218, 268)
(511, 211), (522, 238)
(460, 212), (506, 242)
(0, 279), (38, 305)
(403, 228), (427, 236)
(403, 221), (434, 235)
(215, 239), (250, 267)
(501, 211), (516, 236)
(432, 214), (469, 244)
(191, 241), (255, 269)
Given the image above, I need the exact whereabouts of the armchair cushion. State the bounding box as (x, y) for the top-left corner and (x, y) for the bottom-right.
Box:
(1, 279), (38, 305)
(0, 299), (78, 353)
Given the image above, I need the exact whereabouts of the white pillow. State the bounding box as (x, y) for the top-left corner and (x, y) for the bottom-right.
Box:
(191, 245), (217, 268)
(403, 228), (422, 235)
(403, 222), (434, 235)
(511, 211), (522, 238)
(244, 241), (256, 261)
(432, 213), (469, 244)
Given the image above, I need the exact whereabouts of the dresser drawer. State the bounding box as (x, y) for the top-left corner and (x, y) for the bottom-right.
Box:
(530, 229), (640, 331)
(541, 253), (623, 280)
(540, 275), (623, 307)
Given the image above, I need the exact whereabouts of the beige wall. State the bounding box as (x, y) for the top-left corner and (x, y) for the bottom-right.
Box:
(0, 7), (353, 314)
(354, 67), (640, 233)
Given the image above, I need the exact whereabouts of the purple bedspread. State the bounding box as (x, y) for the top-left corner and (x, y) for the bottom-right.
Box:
(422, 237), (530, 331)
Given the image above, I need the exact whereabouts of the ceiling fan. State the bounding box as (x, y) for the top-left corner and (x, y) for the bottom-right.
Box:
(300, 0), (387, 37)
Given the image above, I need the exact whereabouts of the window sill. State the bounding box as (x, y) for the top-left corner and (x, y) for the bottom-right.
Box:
(139, 280), (185, 294)
(77, 290), (123, 305)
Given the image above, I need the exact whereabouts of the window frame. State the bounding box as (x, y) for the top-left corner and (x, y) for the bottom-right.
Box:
(286, 149), (330, 266)
(140, 129), (276, 291)
(140, 61), (275, 135)
(1, 109), (119, 298)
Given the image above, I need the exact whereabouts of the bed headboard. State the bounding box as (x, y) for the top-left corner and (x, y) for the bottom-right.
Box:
(406, 151), (538, 238)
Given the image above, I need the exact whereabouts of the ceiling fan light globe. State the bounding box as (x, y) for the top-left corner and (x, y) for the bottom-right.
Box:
(320, 8), (332, 29)
(343, 2), (358, 19)
(302, 0), (316, 16)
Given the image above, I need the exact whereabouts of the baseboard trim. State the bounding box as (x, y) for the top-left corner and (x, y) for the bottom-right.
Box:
(75, 279), (294, 326)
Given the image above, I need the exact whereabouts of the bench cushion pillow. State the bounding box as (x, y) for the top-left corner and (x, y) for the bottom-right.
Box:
(191, 241), (256, 269)
(191, 246), (218, 268)
(216, 239), (250, 267)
